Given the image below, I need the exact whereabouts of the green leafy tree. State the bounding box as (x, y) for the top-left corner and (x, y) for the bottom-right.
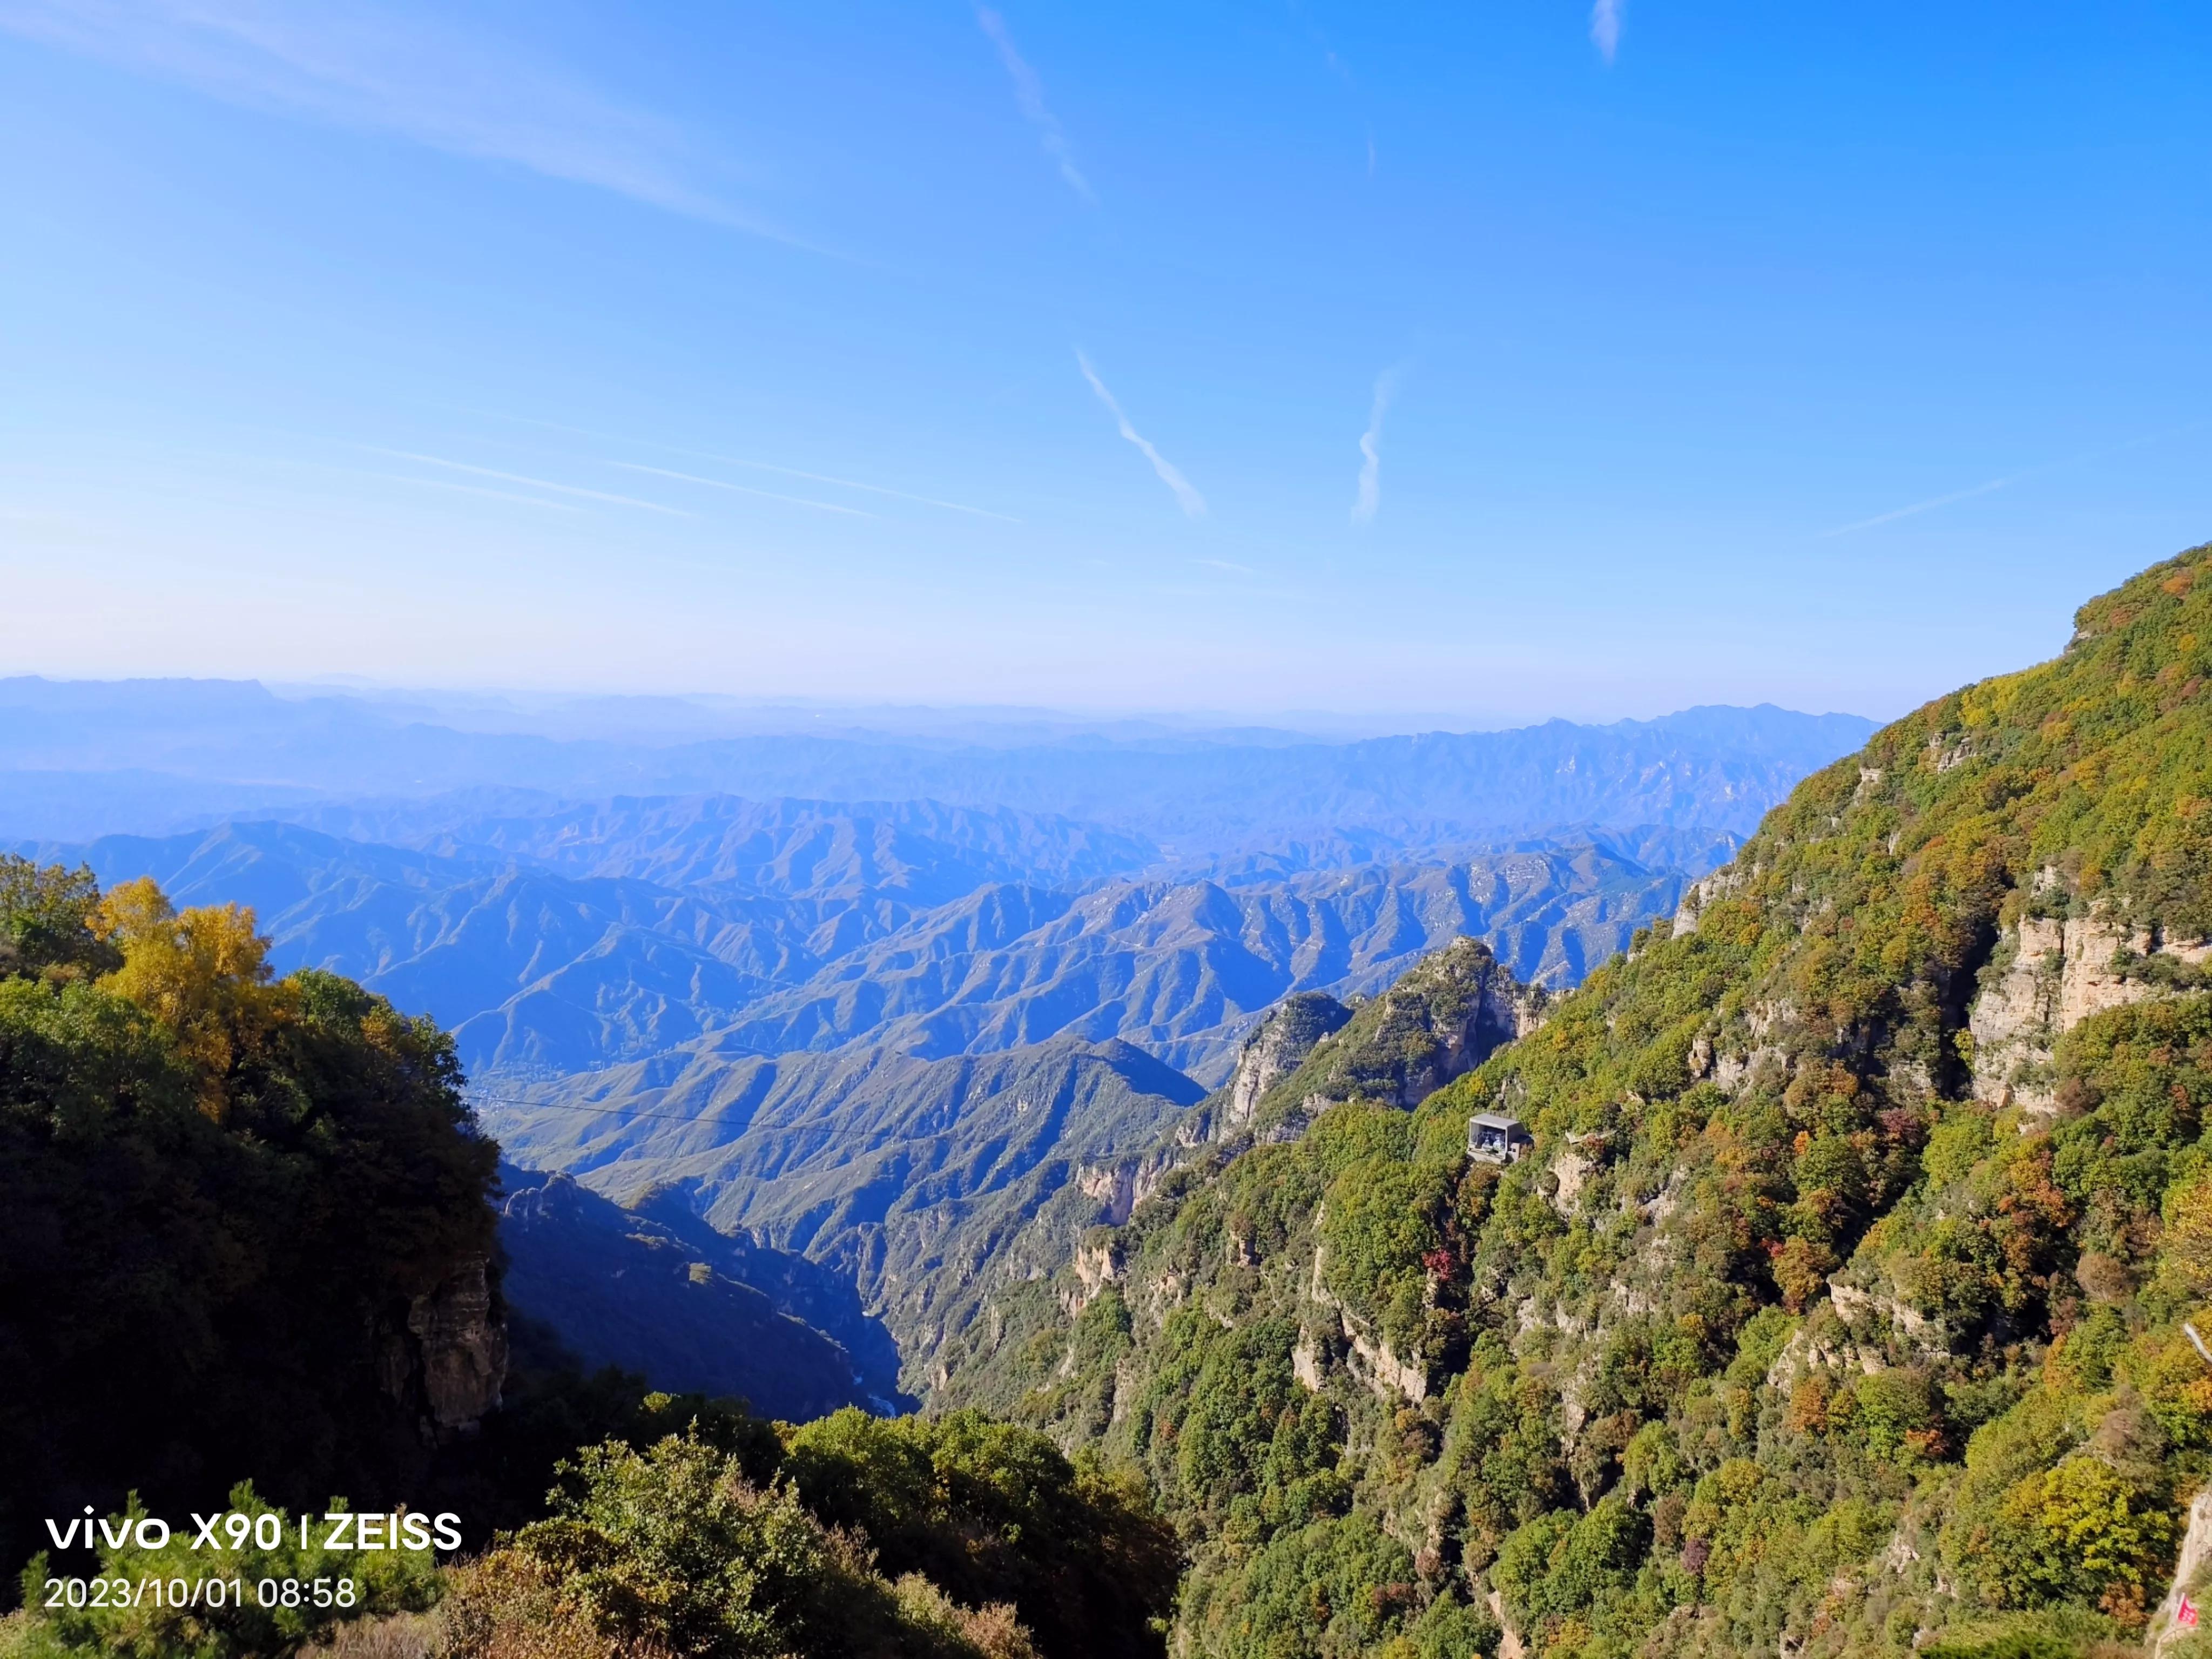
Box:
(442, 1431), (1037, 1659)
(783, 1408), (1178, 1659)
(0, 869), (500, 1599)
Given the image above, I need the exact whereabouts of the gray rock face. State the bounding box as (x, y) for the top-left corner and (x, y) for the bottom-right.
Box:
(1321, 936), (1545, 1109)
(1215, 935), (1549, 1142)
(378, 1256), (507, 1438)
(1222, 993), (1353, 1134)
(1969, 909), (2212, 1114)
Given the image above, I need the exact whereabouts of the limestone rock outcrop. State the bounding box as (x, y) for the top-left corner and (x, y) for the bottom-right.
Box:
(1969, 909), (2211, 1114)
(379, 1256), (507, 1439)
(1219, 992), (1353, 1135)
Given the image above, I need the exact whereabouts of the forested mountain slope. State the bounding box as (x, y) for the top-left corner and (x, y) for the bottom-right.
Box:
(930, 547), (2212, 1659)
(495, 1163), (906, 1419)
(485, 1034), (1207, 1384)
(0, 860), (1185, 1659)
(490, 933), (1545, 1403)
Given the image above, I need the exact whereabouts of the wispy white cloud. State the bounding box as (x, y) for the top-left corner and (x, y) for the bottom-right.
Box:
(1820, 422), (2209, 538)
(363, 471), (582, 512)
(975, 6), (1096, 204)
(1351, 369), (1399, 525)
(363, 448), (694, 516)
(212, 451), (591, 513)
(0, 0), (785, 235)
(1821, 421), (2209, 538)
(603, 460), (876, 518)
(1590, 0), (1623, 64)
(677, 454), (1022, 522)
(464, 410), (1023, 522)
(1822, 477), (2014, 537)
(1075, 351), (1206, 519)
(1198, 557), (1254, 575)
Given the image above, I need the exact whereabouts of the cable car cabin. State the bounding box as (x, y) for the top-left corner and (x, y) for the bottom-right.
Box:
(1467, 1111), (1531, 1165)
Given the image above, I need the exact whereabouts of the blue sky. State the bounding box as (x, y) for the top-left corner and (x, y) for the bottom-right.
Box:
(2, 1), (2207, 725)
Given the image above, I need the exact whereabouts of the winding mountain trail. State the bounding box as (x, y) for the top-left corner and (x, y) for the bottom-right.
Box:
(1488, 1589), (1526, 1659)
(2152, 1487), (2212, 1654)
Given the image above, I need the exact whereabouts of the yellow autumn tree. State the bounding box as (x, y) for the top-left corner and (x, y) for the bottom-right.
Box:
(1982, 1456), (2176, 1621)
(2164, 1169), (2212, 1299)
(92, 876), (280, 1117)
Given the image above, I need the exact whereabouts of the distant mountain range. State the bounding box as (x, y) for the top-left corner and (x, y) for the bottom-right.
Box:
(19, 808), (1716, 1082)
(485, 935), (1540, 1397)
(678, 844), (1694, 1081)
(2, 678), (1881, 1405)
(0, 676), (1872, 851)
(3, 684), (1877, 1084)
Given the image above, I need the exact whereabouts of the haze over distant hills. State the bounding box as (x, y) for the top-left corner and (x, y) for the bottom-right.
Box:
(0, 676), (1870, 850)
(4, 680), (1872, 1076)
(2, 675), (1877, 1399)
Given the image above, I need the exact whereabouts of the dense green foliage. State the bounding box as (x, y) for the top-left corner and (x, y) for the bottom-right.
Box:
(436, 1403), (1177, 1659)
(446, 1429), (1022, 1659)
(781, 1408), (1180, 1659)
(0, 861), (119, 983)
(4, 1390), (1181, 1659)
(0, 862), (502, 1603)
(933, 548), (2212, 1659)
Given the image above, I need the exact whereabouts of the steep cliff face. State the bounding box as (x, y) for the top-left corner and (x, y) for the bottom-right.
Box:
(888, 943), (1547, 1392)
(1220, 992), (1353, 1134)
(1969, 910), (2212, 1115)
(929, 936), (1549, 1418)
(928, 548), (2212, 1659)
(1237, 936), (1547, 1131)
(494, 1034), (1205, 1399)
(377, 1257), (508, 1437)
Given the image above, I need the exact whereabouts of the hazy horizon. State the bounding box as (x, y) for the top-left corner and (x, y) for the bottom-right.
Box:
(3, 669), (1884, 743)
